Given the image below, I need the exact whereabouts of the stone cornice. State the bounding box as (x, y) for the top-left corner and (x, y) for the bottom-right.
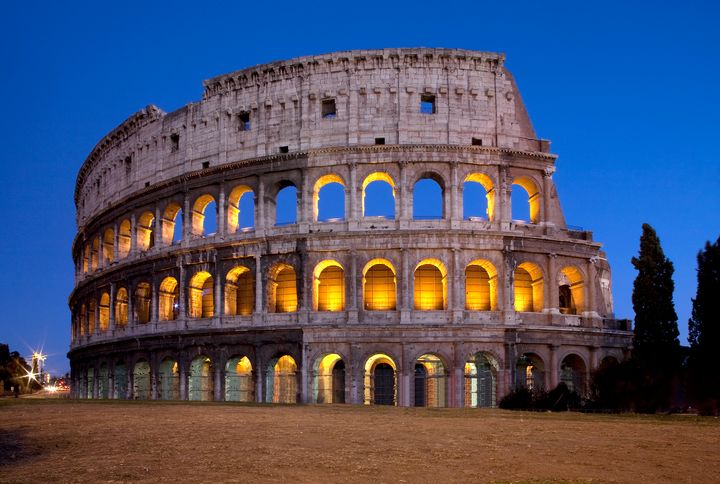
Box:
(202, 48), (505, 100)
(75, 105), (165, 204)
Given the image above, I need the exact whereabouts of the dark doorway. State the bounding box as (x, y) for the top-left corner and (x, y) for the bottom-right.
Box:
(373, 363), (395, 405)
(414, 363), (427, 407)
(332, 360), (345, 404)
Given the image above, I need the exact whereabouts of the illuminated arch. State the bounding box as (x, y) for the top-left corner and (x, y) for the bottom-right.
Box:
(313, 353), (345, 404)
(225, 356), (254, 402)
(464, 352), (499, 408)
(413, 259), (447, 310)
(414, 353), (447, 407)
(98, 292), (110, 332)
(313, 174), (346, 221)
(362, 258), (397, 311)
(268, 263), (297, 313)
(512, 176), (541, 224)
(265, 355), (297, 403)
(91, 236), (99, 270)
(517, 352), (545, 390)
(224, 266), (254, 316)
(227, 185), (254, 234)
(136, 212), (155, 251)
(102, 228), (114, 264)
(313, 260), (345, 311)
(364, 353), (396, 405)
(558, 265), (585, 314)
(560, 353), (588, 394)
(158, 276), (179, 321)
(191, 194), (216, 236)
(465, 259), (498, 311)
(463, 173), (496, 222)
(188, 271), (214, 318)
(134, 282), (151, 324)
(514, 262), (544, 312)
(361, 172), (396, 218)
(87, 299), (96, 334)
(158, 358), (179, 400)
(188, 356), (213, 401)
(118, 219), (131, 258)
(115, 287), (128, 327)
(161, 202), (183, 245)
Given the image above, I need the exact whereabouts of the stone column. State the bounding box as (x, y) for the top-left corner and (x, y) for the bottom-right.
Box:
(179, 362), (187, 400)
(217, 184), (226, 236)
(547, 253), (559, 314)
(150, 276), (159, 325)
(548, 345), (559, 389)
(449, 163), (460, 226)
(349, 163), (358, 226)
(130, 212), (137, 255)
(348, 250), (358, 323)
(214, 365), (222, 401)
(256, 181), (265, 235)
(113, 221), (119, 261)
(254, 254), (263, 319)
(177, 262), (187, 329)
(127, 283), (135, 330)
(93, 297), (100, 335)
(542, 167), (554, 227)
(109, 283), (116, 333)
(452, 248), (462, 321)
(398, 162), (409, 228)
(182, 194), (191, 242)
(400, 249), (410, 322)
(154, 205), (162, 247)
(214, 263), (222, 324)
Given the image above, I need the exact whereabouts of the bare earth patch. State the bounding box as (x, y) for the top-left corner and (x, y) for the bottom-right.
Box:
(0, 400), (718, 483)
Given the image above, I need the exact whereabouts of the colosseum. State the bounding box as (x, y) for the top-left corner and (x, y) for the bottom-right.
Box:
(69, 48), (632, 406)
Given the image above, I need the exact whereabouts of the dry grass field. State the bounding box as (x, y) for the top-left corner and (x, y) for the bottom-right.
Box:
(0, 400), (718, 483)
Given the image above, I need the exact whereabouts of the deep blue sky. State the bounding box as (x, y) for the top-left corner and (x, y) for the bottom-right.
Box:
(1, 1), (718, 375)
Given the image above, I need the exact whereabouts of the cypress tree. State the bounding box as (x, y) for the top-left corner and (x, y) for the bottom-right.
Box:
(688, 236), (720, 413)
(630, 224), (680, 411)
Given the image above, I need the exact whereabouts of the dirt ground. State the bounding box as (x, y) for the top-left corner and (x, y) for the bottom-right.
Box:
(0, 400), (718, 483)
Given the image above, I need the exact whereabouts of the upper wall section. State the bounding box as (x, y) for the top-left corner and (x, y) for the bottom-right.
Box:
(75, 48), (546, 227)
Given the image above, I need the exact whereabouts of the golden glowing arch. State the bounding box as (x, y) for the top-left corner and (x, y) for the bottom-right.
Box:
(161, 202), (182, 244)
(191, 194), (216, 236)
(512, 176), (541, 224)
(464, 173), (496, 221)
(227, 185), (253, 234)
(413, 258), (447, 310)
(313, 174), (346, 221)
(465, 259), (499, 311)
(362, 258), (397, 311)
(313, 260), (345, 311)
(361, 172), (396, 217)
(514, 262), (544, 312)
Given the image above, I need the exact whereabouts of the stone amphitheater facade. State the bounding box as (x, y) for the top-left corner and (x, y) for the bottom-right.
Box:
(69, 48), (631, 406)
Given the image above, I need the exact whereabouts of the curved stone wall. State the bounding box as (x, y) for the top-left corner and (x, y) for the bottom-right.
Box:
(69, 48), (631, 406)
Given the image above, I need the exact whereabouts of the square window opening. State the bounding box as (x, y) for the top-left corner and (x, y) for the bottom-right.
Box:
(279, 146), (289, 154)
(202, 161), (210, 169)
(170, 134), (180, 152)
(238, 112), (251, 131)
(472, 137), (483, 146)
(321, 98), (337, 119)
(375, 137), (385, 145)
(420, 94), (436, 115)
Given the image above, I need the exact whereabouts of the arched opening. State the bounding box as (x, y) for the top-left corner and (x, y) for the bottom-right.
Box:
(118, 219), (131, 258)
(514, 262), (544, 312)
(225, 356), (254, 402)
(463, 173), (495, 221)
(134, 282), (151, 324)
(227, 185), (255, 233)
(275, 183), (298, 226)
(115, 287), (128, 327)
(600, 355), (619, 369)
(102, 228), (114, 265)
(558, 266), (585, 314)
(224, 266), (254, 316)
(137, 212), (155, 251)
(516, 353), (545, 391)
(464, 352), (499, 408)
(511, 176), (540, 224)
(98, 363), (109, 399)
(157, 358), (179, 400)
(79, 304), (86, 336)
(86, 367), (94, 399)
(192, 194), (217, 236)
(412, 176), (443, 220)
(268, 264), (297, 313)
(414, 354), (447, 407)
(87, 299), (96, 334)
(98, 292), (110, 332)
(313, 260), (345, 311)
(189, 356), (214, 401)
(158, 277), (179, 321)
(162, 202), (183, 245)
(413, 259), (446, 310)
(465, 260), (498, 311)
(113, 362), (127, 399)
(362, 172), (395, 219)
(265, 355), (297, 403)
(91, 237), (99, 270)
(313, 174), (345, 222)
(82, 244), (90, 273)
(362, 259), (396, 311)
(189, 271), (214, 319)
(560, 354), (587, 395)
(364, 354), (396, 406)
(132, 360), (151, 400)
(313, 353), (345, 404)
